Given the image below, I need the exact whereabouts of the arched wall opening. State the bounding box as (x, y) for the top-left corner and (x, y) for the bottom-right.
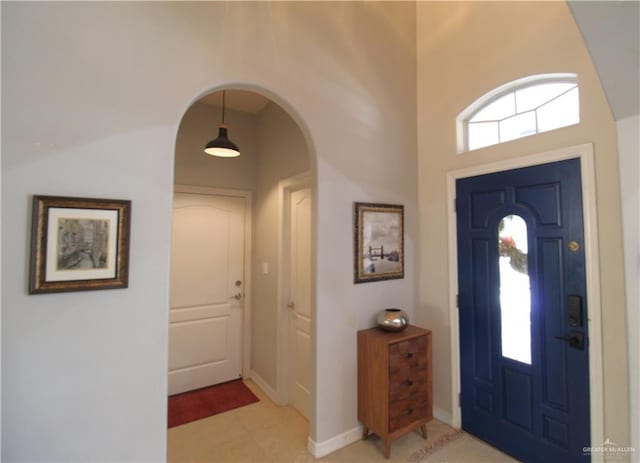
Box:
(169, 83), (319, 449)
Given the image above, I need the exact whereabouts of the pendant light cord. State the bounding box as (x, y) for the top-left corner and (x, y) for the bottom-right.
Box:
(221, 90), (226, 125)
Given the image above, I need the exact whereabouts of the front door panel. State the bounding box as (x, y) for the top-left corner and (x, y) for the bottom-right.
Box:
(457, 158), (590, 462)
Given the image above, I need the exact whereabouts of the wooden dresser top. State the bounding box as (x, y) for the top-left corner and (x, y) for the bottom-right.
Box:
(358, 325), (431, 343)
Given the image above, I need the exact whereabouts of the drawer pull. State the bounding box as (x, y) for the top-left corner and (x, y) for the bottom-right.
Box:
(406, 380), (414, 386)
(407, 407), (414, 415)
(407, 352), (414, 358)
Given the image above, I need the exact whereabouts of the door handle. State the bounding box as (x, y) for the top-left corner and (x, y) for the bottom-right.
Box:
(554, 331), (584, 350)
(232, 293), (243, 300)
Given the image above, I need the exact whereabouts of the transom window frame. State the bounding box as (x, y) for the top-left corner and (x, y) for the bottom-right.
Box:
(456, 73), (579, 154)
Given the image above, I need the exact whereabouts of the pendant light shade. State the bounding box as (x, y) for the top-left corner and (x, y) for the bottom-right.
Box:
(204, 126), (240, 157)
(204, 90), (240, 158)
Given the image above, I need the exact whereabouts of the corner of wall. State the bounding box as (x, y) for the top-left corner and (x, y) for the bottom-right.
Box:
(306, 426), (363, 459)
(249, 370), (280, 405)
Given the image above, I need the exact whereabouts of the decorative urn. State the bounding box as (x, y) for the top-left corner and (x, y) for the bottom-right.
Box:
(376, 308), (409, 332)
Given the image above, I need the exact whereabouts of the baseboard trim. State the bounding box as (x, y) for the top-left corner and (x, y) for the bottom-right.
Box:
(434, 407), (454, 427)
(307, 425), (363, 458)
(248, 370), (279, 404)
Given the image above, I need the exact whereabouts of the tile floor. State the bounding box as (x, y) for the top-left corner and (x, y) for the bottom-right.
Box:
(167, 380), (518, 462)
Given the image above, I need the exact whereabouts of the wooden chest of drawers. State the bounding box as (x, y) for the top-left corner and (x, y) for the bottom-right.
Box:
(357, 325), (433, 459)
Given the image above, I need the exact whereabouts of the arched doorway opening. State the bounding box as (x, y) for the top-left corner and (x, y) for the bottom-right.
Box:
(167, 85), (317, 461)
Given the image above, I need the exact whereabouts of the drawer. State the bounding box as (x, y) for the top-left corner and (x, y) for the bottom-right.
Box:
(389, 369), (428, 401)
(389, 336), (425, 357)
(389, 337), (426, 372)
(388, 397), (428, 432)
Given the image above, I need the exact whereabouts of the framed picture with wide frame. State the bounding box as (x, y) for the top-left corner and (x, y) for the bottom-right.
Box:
(29, 195), (131, 294)
(353, 202), (404, 284)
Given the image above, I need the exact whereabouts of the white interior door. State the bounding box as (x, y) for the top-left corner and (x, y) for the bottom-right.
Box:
(168, 192), (244, 396)
(289, 188), (312, 418)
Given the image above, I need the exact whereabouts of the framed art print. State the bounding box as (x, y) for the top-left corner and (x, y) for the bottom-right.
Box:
(29, 195), (131, 294)
(354, 202), (404, 284)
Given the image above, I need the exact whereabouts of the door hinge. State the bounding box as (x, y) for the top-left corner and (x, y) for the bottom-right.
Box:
(454, 197), (457, 212)
(458, 392), (462, 407)
(456, 294), (459, 308)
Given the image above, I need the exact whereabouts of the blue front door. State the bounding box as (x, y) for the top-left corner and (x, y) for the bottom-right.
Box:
(456, 158), (590, 462)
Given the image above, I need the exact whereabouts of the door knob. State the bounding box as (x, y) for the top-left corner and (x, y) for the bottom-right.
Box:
(287, 301), (295, 310)
(233, 293), (243, 300)
(554, 331), (584, 349)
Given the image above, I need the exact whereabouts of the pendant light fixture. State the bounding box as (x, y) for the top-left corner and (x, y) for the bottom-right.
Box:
(204, 90), (240, 158)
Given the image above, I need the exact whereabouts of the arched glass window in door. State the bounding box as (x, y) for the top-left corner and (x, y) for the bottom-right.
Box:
(457, 73), (579, 153)
(498, 215), (531, 365)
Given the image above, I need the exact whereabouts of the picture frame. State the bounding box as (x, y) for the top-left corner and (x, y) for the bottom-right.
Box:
(29, 195), (131, 294)
(353, 202), (404, 284)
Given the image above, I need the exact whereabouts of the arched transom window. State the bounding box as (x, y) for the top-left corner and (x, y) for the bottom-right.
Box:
(457, 74), (579, 153)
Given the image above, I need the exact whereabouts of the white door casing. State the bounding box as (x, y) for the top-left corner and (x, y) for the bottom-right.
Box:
(168, 191), (245, 395)
(289, 188), (312, 418)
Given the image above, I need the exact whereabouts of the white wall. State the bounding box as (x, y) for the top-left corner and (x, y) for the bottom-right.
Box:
(174, 102), (258, 190)
(617, 114), (640, 454)
(417, 1), (629, 446)
(252, 102), (310, 388)
(1, 2), (417, 459)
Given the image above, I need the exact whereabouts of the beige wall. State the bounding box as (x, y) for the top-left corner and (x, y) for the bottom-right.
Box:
(417, 0), (628, 446)
(1, 2), (417, 459)
(252, 102), (310, 387)
(174, 102), (258, 190)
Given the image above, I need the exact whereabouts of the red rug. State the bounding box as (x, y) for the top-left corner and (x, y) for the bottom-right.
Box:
(168, 379), (259, 428)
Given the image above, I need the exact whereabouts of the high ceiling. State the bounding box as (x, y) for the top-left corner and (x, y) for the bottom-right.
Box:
(200, 4), (639, 122)
(568, 0), (639, 120)
(199, 89), (271, 114)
